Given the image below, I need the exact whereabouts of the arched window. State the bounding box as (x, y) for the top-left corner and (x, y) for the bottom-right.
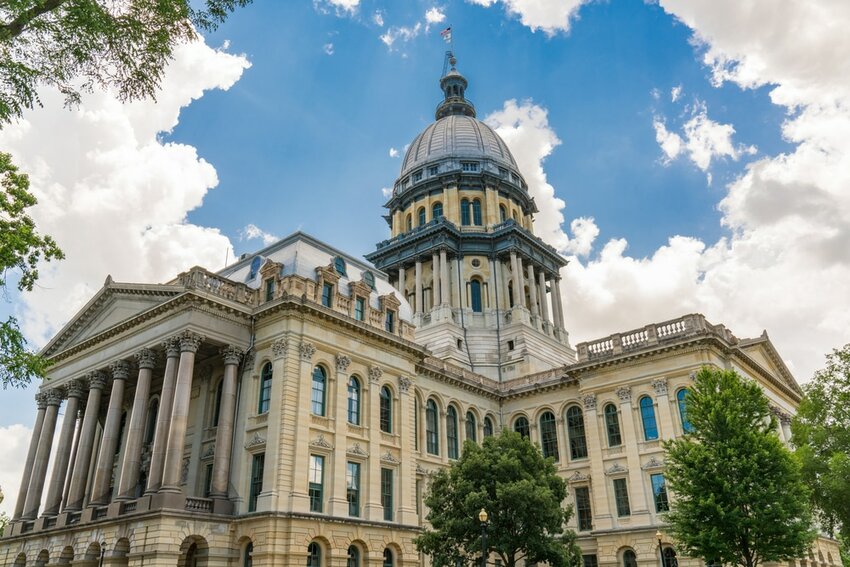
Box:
(417, 207), (426, 226)
(539, 411), (559, 460)
(461, 198), (471, 225)
(144, 398), (159, 445)
(383, 548), (394, 567)
(307, 542), (321, 567)
(465, 411), (477, 443)
(566, 406), (588, 459)
(212, 379), (223, 427)
(663, 548), (678, 567)
(472, 199), (482, 225)
(623, 550), (637, 567)
(432, 202), (443, 219)
(258, 362), (272, 414)
(470, 279), (483, 312)
(311, 366), (327, 416)
(426, 399), (439, 455)
(483, 416), (494, 437)
(677, 389), (693, 433)
(243, 542), (253, 567)
(414, 397), (420, 451)
(334, 256), (347, 276)
(499, 204), (507, 222)
(604, 404), (622, 447)
(380, 386), (393, 433)
(447, 406), (459, 459)
(347, 377), (361, 425)
(406, 214), (412, 231)
(514, 416), (530, 438)
(347, 546), (360, 567)
(640, 396), (659, 441)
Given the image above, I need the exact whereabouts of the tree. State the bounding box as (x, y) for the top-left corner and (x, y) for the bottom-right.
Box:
(415, 430), (581, 567)
(663, 367), (815, 567)
(793, 345), (850, 559)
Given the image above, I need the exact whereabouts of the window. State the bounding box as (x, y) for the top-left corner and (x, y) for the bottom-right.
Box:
(651, 473), (669, 512)
(248, 453), (264, 512)
(465, 411), (477, 443)
(264, 278), (275, 301)
(428, 165), (439, 176)
(566, 406), (588, 460)
(212, 380), (223, 426)
(309, 455), (324, 512)
(383, 548), (394, 567)
(461, 198), (471, 225)
(604, 404), (622, 447)
(347, 377), (361, 425)
(575, 486), (592, 530)
(663, 549), (678, 567)
(347, 546), (360, 567)
(583, 555), (599, 567)
(499, 204), (507, 222)
(363, 271), (376, 290)
(413, 169), (423, 182)
(243, 542), (253, 567)
(247, 256), (261, 280)
(499, 167), (508, 177)
(432, 202), (443, 219)
(418, 207), (426, 226)
(472, 199), (482, 225)
(623, 550), (637, 567)
(507, 339), (515, 350)
(346, 462), (361, 517)
(426, 399), (439, 455)
(406, 214), (412, 231)
(334, 256), (347, 276)
(677, 389), (693, 433)
(414, 399), (419, 451)
(461, 161), (479, 172)
(540, 411), (559, 460)
(640, 396), (659, 441)
(613, 478), (631, 517)
(447, 406), (459, 459)
(203, 463), (213, 497)
(385, 309), (395, 333)
(354, 297), (365, 321)
(311, 366), (326, 416)
(470, 279), (482, 312)
(307, 542), (321, 567)
(380, 386), (393, 433)
(321, 283), (333, 308)
(258, 362), (272, 414)
(514, 416), (530, 438)
(484, 416), (494, 437)
(381, 468), (394, 521)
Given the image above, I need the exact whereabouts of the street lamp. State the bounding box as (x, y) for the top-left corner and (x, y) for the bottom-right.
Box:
(479, 508), (489, 567)
(656, 531), (665, 567)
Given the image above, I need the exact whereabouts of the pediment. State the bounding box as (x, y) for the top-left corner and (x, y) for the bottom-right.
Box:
(738, 336), (803, 396)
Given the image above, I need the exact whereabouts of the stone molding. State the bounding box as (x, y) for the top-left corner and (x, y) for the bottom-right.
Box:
(567, 471), (591, 483)
(336, 354), (351, 373)
(651, 378), (668, 396)
(110, 360), (131, 380)
(399, 376), (412, 393)
(300, 342), (316, 361)
(369, 366), (383, 383)
(245, 432), (266, 450)
(271, 338), (287, 359)
(582, 394), (597, 411)
(176, 331), (204, 353)
(221, 345), (244, 366)
(641, 456), (665, 470)
(604, 463), (628, 476)
(135, 348), (157, 370)
(310, 434), (333, 450)
(380, 451), (400, 464)
(347, 443), (369, 458)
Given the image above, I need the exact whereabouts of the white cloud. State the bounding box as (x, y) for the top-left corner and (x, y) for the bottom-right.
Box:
(381, 187), (394, 198)
(0, 424), (32, 517)
(389, 147), (400, 158)
(323, 42), (334, 55)
(0, 40), (250, 346)
(653, 118), (683, 162)
(380, 22), (422, 49)
(241, 224), (279, 247)
(373, 11), (385, 26)
(315, 0), (360, 15)
(425, 7), (447, 30)
(671, 85), (682, 101)
(468, 0), (591, 35)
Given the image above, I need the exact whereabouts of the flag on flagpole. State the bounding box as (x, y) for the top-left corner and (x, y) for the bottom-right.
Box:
(440, 27), (452, 44)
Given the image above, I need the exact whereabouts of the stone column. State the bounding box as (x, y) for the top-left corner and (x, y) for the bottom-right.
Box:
(432, 251), (440, 307)
(13, 393), (48, 519)
(22, 389), (63, 518)
(652, 378), (675, 441)
(42, 381), (85, 516)
(551, 277), (565, 329)
(616, 387), (650, 514)
(455, 256), (465, 308)
(61, 404), (83, 509)
(517, 258), (527, 309)
(527, 263), (540, 317)
(330, 354), (351, 516)
(581, 395), (612, 529)
(366, 366), (384, 520)
(509, 252), (522, 308)
(145, 338), (180, 494)
(160, 331), (204, 493)
(414, 260), (423, 315)
(90, 360), (130, 505)
(65, 372), (107, 511)
(291, 341), (317, 513)
(398, 266), (406, 297)
(440, 249), (450, 306)
(398, 376), (417, 524)
(210, 346), (244, 500)
(538, 271), (550, 324)
(116, 349), (157, 499)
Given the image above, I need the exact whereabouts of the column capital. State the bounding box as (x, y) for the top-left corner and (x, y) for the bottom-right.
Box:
(582, 393), (597, 411)
(67, 379), (87, 399)
(651, 377), (669, 396)
(135, 348), (157, 370)
(271, 338), (287, 359)
(369, 366), (383, 383)
(335, 354), (351, 373)
(176, 330), (204, 353)
(35, 392), (48, 410)
(221, 345), (244, 366)
(615, 386), (632, 403)
(300, 341), (315, 361)
(161, 337), (181, 358)
(44, 388), (64, 406)
(399, 376), (412, 394)
(87, 370), (108, 390)
(110, 359), (131, 380)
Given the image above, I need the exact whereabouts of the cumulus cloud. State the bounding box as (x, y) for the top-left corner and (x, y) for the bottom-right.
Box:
(373, 11), (385, 26)
(425, 7), (447, 30)
(0, 40), (250, 346)
(241, 224), (279, 246)
(653, 118), (683, 162)
(314, 0), (360, 15)
(671, 85), (682, 102)
(0, 424), (33, 516)
(468, 0), (591, 35)
(381, 187), (394, 198)
(389, 147), (400, 158)
(380, 22), (422, 49)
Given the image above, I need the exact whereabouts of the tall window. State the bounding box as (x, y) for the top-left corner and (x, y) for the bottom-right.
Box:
(566, 406), (588, 460)
(406, 214), (412, 231)
(381, 468), (394, 521)
(483, 416), (494, 437)
(309, 455), (324, 512)
(380, 386), (393, 433)
(623, 550), (637, 567)
(677, 389), (693, 433)
(258, 362), (272, 414)
(385, 309), (395, 333)
(347, 546), (360, 567)
(347, 377), (361, 425)
(311, 366), (326, 416)
(461, 198), (471, 225)
(514, 416), (530, 438)
(243, 542), (253, 567)
(472, 199), (482, 225)
(604, 404), (622, 447)
(432, 202), (443, 219)
(354, 297), (365, 321)
(417, 207), (426, 226)
(651, 473), (669, 512)
(640, 396), (659, 441)
(470, 279), (482, 312)
(447, 406), (459, 459)
(414, 399), (419, 451)
(465, 411), (477, 443)
(426, 399), (439, 455)
(540, 411), (559, 460)
(307, 543), (321, 567)
(264, 278), (275, 301)
(346, 462), (361, 517)
(204, 463), (213, 497)
(321, 283), (333, 307)
(583, 556), (599, 567)
(383, 549), (394, 567)
(212, 380), (223, 426)
(248, 453), (264, 512)
(613, 478), (631, 517)
(575, 486), (592, 530)
(499, 204), (507, 222)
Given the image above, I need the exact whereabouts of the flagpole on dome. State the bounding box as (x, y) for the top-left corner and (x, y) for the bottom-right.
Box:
(440, 26), (454, 76)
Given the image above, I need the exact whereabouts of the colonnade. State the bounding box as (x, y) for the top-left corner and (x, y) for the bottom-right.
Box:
(12, 331), (245, 521)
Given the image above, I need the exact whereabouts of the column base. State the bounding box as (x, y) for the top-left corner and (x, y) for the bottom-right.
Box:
(151, 491), (186, 511)
(211, 497), (233, 515)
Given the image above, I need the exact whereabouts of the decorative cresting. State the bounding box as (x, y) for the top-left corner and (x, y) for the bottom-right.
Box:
(651, 378), (669, 396)
(245, 432), (266, 450)
(65, 371), (107, 511)
(336, 354), (351, 373)
(615, 386), (632, 403)
(347, 443), (369, 457)
(271, 338), (288, 359)
(22, 388), (63, 518)
(90, 360), (131, 505)
(310, 434), (333, 449)
(369, 366), (383, 383)
(300, 341), (316, 361)
(582, 394), (597, 411)
(398, 375), (412, 393)
(211, 344), (245, 500)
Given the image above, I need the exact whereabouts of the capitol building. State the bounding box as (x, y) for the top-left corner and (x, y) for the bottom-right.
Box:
(1, 58), (843, 567)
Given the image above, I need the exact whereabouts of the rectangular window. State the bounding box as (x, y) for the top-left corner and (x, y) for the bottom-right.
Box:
(499, 167), (508, 177)
(248, 453), (264, 512)
(346, 462), (361, 517)
(651, 473), (669, 512)
(413, 170), (423, 182)
(575, 486), (592, 531)
(461, 161), (479, 172)
(415, 479), (421, 516)
(613, 478), (631, 517)
(428, 165), (439, 176)
(583, 555), (599, 567)
(309, 454), (325, 512)
(354, 297), (365, 321)
(385, 309), (395, 333)
(321, 283), (333, 307)
(203, 463), (213, 497)
(381, 468), (394, 521)
(264, 278), (275, 301)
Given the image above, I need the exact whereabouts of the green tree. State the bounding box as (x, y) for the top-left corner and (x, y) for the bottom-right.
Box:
(793, 345), (850, 558)
(415, 430), (581, 567)
(663, 367), (815, 567)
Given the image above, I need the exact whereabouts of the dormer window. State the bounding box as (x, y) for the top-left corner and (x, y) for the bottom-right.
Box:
(385, 309), (395, 333)
(355, 297), (365, 321)
(322, 283), (334, 308)
(334, 256), (347, 276)
(461, 161), (479, 172)
(413, 170), (423, 182)
(264, 278), (275, 301)
(247, 256), (262, 281)
(363, 271), (376, 290)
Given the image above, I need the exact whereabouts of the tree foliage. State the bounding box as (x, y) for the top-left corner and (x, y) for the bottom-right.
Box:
(415, 430), (581, 567)
(663, 367), (815, 567)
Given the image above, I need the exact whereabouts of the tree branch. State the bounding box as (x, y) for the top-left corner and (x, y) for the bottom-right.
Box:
(0, 0), (70, 42)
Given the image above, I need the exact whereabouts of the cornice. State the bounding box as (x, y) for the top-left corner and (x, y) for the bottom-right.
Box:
(416, 356), (501, 399)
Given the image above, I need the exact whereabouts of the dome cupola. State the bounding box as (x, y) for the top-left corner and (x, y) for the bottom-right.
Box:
(436, 55), (475, 120)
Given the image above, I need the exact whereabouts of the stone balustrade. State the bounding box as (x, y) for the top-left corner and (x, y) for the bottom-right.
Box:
(176, 267), (258, 305)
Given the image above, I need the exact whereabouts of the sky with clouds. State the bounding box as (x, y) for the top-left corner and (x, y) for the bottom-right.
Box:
(1, 0), (849, 514)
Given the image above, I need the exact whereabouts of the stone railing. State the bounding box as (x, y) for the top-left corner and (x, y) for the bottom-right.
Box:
(185, 497), (212, 513)
(176, 267), (258, 305)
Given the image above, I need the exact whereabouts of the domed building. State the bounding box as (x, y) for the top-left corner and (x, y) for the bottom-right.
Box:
(0, 58), (843, 567)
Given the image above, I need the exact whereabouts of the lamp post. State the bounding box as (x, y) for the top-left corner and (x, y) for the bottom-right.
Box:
(656, 531), (665, 567)
(479, 508), (489, 567)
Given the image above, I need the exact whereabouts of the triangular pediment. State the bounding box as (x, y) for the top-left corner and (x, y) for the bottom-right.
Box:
(738, 335), (803, 396)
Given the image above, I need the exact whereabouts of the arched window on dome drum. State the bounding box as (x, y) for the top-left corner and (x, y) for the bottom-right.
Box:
(406, 214), (412, 231)
(311, 366), (327, 416)
(418, 207), (426, 227)
(624, 550), (637, 567)
(566, 406), (588, 460)
(383, 548), (394, 567)
(677, 389), (693, 432)
(447, 406), (459, 459)
(347, 545), (360, 567)
(472, 199), (482, 225)
(432, 202), (443, 220)
(540, 412), (559, 460)
(499, 204), (507, 222)
(512, 210), (519, 222)
(470, 279), (483, 312)
(484, 416), (494, 437)
(514, 416), (530, 438)
(426, 399), (439, 455)
(640, 396), (659, 441)
(307, 542), (321, 567)
(461, 199), (471, 225)
(347, 376), (361, 425)
(465, 411), (477, 442)
(380, 386), (392, 433)
(258, 362), (272, 414)
(604, 403), (622, 447)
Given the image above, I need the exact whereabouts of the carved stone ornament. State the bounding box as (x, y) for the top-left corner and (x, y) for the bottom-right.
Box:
(87, 370), (108, 391)
(271, 338), (288, 359)
(201, 444), (215, 460)
(44, 388), (64, 406)
(582, 394), (597, 411)
(415, 463), (428, 475)
(336, 354), (352, 373)
(300, 341), (316, 361)
(310, 434), (334, 450)
(67, 379), (87, 399)
(244, 432), (267, 450)
(688, 370), (697, 381)
(221, 345), (244, 366)
(398, 376), (412, 393)
(779, 413), (792, 426)
(35, 392), (48, 410)
(641, 456), (665, 470)
(177, 330), (204, 353)
(615, 386), (632, 403)
(651, 378), (669, 396)
(567, 471), (591, 483)
(110, 359), (131, 381)
(381, 451), (400, 464)
(605, 463), (628, 476)
(162, 337), (181, 358)
(369, 366), (383, 383)
(347, 443), (369, 457)
(135, 348), (157, 370)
